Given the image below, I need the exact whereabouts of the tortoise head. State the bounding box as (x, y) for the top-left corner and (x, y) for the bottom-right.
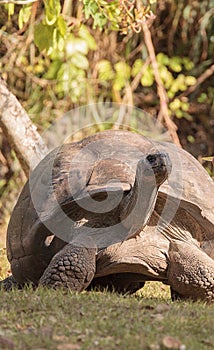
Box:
(136, 152), (172, 187)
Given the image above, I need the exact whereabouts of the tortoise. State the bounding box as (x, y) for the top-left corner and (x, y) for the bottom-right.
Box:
(1, 130), (214, 301)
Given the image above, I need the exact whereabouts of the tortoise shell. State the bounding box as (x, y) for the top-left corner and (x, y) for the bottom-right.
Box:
(6, 130), (214, 285)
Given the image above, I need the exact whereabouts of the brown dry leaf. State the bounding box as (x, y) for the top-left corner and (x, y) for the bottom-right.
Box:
(48, 315), (57, 324)
(0, 335), (15, 349)
(53, 335), (69, 342)
(57, 343), (81, 350)
(151, 313), (164, 322)
(149, 343), (161, 350)
(162, 335), (186, 349)
(156, 304), (171, 313)
(202, 156), (214, 163)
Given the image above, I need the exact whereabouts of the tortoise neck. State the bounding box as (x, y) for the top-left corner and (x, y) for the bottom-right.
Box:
(120, 168), (158, 236)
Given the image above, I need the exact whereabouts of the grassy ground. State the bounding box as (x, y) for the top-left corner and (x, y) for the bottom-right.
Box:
(0, 246), (213, 350)
(0, 283), (213, 350)
(0, 231), (214, 350)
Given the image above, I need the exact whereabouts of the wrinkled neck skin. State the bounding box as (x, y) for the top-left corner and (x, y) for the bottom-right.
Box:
(120, 168), (159, 237)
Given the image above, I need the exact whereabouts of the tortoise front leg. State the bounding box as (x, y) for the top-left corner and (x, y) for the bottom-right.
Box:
(39, 244), (96, 291)
(167, 240), (214, 302)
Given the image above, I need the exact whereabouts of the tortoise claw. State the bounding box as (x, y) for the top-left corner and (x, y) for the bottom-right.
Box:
(0, 275), (22, 291)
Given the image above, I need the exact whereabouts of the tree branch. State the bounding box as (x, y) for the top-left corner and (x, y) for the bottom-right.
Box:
(0, 78), (48, 175)
(142, 21), (181, 147)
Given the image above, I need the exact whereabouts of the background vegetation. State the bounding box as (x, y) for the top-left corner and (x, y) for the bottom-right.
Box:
(0, 2), (214, 349)
(0, 0), (214, 226)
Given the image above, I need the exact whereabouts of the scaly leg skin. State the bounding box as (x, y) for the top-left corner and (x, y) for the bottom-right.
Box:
(0, 275), (22, 291)
(167, 240), (214, 302)
(39, 244), (96, 291)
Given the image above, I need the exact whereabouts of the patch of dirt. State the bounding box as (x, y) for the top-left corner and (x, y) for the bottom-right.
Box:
(0, 224), (7, 248)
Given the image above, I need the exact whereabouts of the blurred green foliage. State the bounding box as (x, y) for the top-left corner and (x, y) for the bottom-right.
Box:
(96, 53), (198, 119)
(82, 0), (121, 30)
(1, 0), (213, 122)
(82, 0), (155, 33)
(36, 24), (97, 101)
(0, 0), (214, 224)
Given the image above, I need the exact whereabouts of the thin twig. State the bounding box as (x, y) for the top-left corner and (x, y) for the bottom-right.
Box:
(168, 1), (184, 55)
(0, 0), (37, 3)
(62, 0), (73, 17)
(130, 58), (150, 92)
(0, 150), (7, 166)
(142, 21), (181, 147)
(179, 64), (214, 98)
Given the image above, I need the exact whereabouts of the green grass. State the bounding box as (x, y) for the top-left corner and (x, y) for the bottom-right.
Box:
(0, 247), (214, 350)
(0, 283), (213, 349)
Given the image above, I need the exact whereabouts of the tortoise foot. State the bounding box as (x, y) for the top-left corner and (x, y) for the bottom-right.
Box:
(168, 240), (214, 302)
(39, 244), (96, 291)
(0, 275), (22, 291)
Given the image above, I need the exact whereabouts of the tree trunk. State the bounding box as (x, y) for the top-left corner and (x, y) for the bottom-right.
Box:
(0, 78), (48, 176)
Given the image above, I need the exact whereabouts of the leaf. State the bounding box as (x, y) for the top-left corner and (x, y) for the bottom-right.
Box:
(44, 0), (61, 25)
(155, 304), (171, 313)
(34, 23), (54, 52)
(5, 4), (14, 18)
(55, 62), (86, 98)
(202, 156), (214, 163)
(57, 15), (67, 37)
(182, 57), (194, 70)
(141, 69), (154, 87)
(73, 38), (88, 55)
(97, 60), (115, 80)
(180, 101), (189, 111)
(44, 60), (61, 79)
(65, 36), (88, 57)
(162, 335), (185, 349)
(114, 61), (131, 78)
(131, 59), (144, 77)
(0, 179), (6, 188)
(57, 344), (80, 350)
(78, 25), (97, 50)
(151, 313), (164, 322)
(18, 4), (32, 29)
(83, 1), (99, 20)
(168, 57), (182, 72)
(70, 53), (89, 70)
(93, 12), (107, 29)
(157, 53), (169, 66)
(169, 98), (181, 111)
(185, 76), (196, 86)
